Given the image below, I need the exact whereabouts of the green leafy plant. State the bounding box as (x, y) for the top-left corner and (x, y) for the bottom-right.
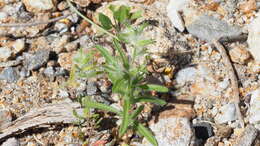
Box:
(68, 2), (168, 145)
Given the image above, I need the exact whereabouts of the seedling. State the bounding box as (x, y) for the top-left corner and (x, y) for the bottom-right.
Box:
(68, 1), (168, 145)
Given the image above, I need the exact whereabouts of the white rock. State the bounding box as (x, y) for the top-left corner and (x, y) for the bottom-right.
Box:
(167, 0), (190, 32)
(247, 12), (260, 62)
(142, 117), (194, 146)
(12, 39), (25, 53)
(175, 67), (198, 85)
(0, 47), (12, 62)
(22, 0), (57, 13)
(248, 88), (260, 124)
(214, 103), (237, 124)
(2, 138), (20, 146)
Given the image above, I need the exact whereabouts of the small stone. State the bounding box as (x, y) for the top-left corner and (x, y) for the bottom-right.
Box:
(57, 1), (68, 11)
(24, 49), (50, 70)
(58, 52), (75, 70)
(186, 15), (242, 42)
(247, 12), (260, 62)
(22, 0), (57, 13)
(0, 109), (12, 129)
(215, 125), (233, 138)
(87, 81), (97, 95)
(54, 22), (69, 33)
(12, 39), (25, 54)
(43, 66), (55, 77)
(51, 35), (69, 53)
(0, 67), (20, 83)
(229, 45), (251, 64)
(72, 0), (91, 7)
(65, 41), (78, 52)
(167, 0), (190, 32)
(19, 67), (30, 78)
(175, 67), (198, 86)
(2, 138), (20, 146)
(214, 103), (237, 124)
(0, 46), (12, 61)
(143, 117), (194, 146)
(248, 88), (260, 125)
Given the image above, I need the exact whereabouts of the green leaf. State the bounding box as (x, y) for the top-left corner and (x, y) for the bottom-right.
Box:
(136, 39), (154, 47)
(95, 45), (115, 64)
(119, 98), (131, 137)
(113, 39), (129, 69)
(139, 84), (169, 93)
(136, 122), (158, 146)
(99, 13), (113, 30)
(130, 105), (144, 120)
(134, 96), (166, 106)
(108, 4), (117, 13)
(84, 99), (121, 115)
(114, 5), (130, 23)
(130, 10), (142, 20)
(112, 79), (127, 94)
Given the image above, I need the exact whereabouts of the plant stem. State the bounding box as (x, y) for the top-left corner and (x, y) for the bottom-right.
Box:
(66, 0), (119, 40)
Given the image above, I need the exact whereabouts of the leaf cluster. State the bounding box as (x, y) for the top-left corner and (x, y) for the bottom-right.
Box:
(71, 5), (168, 146)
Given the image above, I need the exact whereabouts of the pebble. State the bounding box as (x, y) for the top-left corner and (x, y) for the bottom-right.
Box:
(167, 0), (190, 32)
(248, 88), (260, 125)
(186, 15), (242, 42)
(1, 137), (20, 146)
(24, 49), (50, 70)
(58, 52), (75, 70)
(22, 0), (57, 13)
(72, 0), (91, 7)
(247, 11), (260, 62)
(12, 39), (25, 54)
(0, 67), (20, 83)
(175, 67), (198, 86)
(0, 46), (12, 62)
(43, 66), (55, 77)
(51, 35), (70, 53)
(0, 109), (12, 129)
(229, 45), (251, 64)
(87, 81), (97, 95)
(214, 103), (237, 124)
(143, 117), (194, 146)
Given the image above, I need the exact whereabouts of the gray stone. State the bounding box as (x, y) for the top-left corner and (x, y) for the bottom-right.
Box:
(175, 67), (198, 86)
(24, 49), (50, 70)
(19, 67), (30, 78)
(87, 81), (97, 95)
(0, 47), (12, 62)
(2, 138), (20, 146)
(214, 103), (237, 124)
(186, 15), (242, 42)
(0, 67), (20, 83)
(248, 88), (260, 125)
(43, 66), (55, 77)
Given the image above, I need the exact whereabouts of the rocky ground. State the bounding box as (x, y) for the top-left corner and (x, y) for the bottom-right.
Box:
(0, 0), (260, 146)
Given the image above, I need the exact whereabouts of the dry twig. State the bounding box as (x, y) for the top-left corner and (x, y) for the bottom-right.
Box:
(0, 14), (71, 28)
(213, 40), (244, 128)
(0, 103), (83, 142)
